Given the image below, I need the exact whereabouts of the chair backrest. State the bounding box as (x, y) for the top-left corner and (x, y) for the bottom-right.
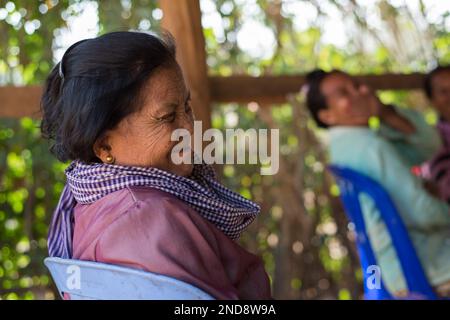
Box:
(44, 257), (214, 300)
(328, 165), (437, 300)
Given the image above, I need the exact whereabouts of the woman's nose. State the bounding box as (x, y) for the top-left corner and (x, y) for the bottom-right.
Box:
(179, 112), (194, 134)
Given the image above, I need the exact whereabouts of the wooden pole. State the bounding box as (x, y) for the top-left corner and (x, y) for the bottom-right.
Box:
(159, 0), (212, 129)
(0, 86), (42, 118)
(209, 73), (427, 104)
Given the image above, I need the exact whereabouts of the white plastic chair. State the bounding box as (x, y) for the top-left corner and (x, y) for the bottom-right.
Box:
(44, 257), (214, 300)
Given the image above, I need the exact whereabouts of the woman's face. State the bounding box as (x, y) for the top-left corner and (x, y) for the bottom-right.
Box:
(94, 63), (195, 177)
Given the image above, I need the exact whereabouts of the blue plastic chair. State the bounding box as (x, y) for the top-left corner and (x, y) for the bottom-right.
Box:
(328, 165), (438, 300)
(44, 257), (214, 300)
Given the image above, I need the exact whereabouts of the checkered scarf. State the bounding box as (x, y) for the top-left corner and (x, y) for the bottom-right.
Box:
(48, 160), (260, 258)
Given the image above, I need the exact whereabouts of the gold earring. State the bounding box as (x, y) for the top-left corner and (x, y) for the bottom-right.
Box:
(105, 155), (115, 164)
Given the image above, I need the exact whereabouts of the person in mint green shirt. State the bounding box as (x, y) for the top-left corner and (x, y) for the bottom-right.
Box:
(304, 69), (450, 297)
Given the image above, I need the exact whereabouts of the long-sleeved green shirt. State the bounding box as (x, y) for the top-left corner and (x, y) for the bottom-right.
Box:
(328, 107), (450, 293)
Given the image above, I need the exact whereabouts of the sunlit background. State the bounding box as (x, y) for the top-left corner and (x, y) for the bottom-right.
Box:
(0, 0), (449, 300)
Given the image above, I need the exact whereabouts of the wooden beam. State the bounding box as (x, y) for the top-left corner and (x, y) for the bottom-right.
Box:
(160, 0), (212, 129)
(0, 73), (428, 118)
(0, 86), (42, 118)
(209, 73), (426, 104)
(356, 73), (425, 90)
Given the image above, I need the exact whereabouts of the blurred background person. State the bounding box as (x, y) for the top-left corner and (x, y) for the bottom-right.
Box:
(417, 66), (450, 203)
(305, 69), (450, 297)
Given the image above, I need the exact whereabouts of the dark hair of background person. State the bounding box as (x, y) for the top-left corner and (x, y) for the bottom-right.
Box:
(304, 69), (343, 129)
(424, 65), (450, 99)
(40, 31), (177, 163)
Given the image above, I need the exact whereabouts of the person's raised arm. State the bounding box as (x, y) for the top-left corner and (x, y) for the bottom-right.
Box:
(378, 103), (415, 135)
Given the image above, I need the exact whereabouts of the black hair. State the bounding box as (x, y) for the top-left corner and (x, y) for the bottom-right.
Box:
(304, 69), (342, 129)
(424, 65), (450, 99)
(40, 31), (177, 163)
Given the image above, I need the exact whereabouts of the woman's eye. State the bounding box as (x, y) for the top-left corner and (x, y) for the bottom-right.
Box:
(158, 112), (176, 122)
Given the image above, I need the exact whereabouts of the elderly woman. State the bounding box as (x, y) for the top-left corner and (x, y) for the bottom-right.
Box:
(41, 31), (271, 300)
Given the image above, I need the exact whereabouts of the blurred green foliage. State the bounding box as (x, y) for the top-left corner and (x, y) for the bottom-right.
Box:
(0, 117), (66, 299)
(0, 0), (162, 300)
(0, 0), (449, 299)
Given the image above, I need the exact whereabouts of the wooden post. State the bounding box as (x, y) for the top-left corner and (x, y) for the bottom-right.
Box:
(160, 0), (212, 130)
(0, 86), (42, 118)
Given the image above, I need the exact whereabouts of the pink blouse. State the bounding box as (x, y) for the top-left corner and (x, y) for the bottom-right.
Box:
(71, 186), (272, 300)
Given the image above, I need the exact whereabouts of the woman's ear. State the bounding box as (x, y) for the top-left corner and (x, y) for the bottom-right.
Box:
(93, 133), (112, 162)
(318, 109), (335, 126)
